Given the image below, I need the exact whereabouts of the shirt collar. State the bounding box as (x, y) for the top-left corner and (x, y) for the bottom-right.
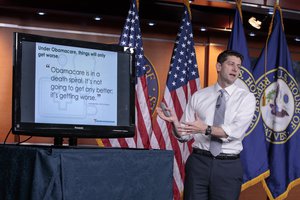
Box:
(214, 83), (237, 97)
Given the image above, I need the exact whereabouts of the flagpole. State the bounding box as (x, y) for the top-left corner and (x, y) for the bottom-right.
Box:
(236, 0), (242, 20)
(264, 5), (278, 200)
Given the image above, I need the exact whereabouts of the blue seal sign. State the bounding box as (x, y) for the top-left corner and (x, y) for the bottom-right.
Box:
(256, 67), (300, 144)
(144, 57), (159, 115)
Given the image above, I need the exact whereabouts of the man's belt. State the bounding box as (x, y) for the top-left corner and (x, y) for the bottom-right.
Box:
(193, 148), (240, 160)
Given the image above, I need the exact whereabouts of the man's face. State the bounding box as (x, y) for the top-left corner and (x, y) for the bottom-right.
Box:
(216, 55), (241, 87)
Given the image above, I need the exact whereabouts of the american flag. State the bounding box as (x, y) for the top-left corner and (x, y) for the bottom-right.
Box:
(151, 4), (200, 199)
(102, 0), (152, 148)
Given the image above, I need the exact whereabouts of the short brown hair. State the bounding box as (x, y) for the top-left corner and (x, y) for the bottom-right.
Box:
(217, 50), (244, 64)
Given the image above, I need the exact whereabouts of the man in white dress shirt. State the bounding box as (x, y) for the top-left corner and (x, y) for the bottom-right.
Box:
(157, 50), (256, 200)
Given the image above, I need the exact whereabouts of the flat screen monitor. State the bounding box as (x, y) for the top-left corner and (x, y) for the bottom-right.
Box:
(12, 32), (135, 139)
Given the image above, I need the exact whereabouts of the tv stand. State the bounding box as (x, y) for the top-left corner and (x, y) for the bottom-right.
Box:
(68, 137), (78, 146)
(54, 136), (78, 146)
(54, 136), (63, 146)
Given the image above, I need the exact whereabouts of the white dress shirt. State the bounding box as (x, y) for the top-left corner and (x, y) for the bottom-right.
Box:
(179, 83), (256, 154)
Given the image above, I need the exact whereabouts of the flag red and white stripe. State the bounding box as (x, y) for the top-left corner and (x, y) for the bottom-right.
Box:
(151, 3), (200, 199)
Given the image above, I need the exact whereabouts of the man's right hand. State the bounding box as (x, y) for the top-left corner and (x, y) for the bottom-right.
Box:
(156, 106), (177, 123)
(156, 105), (183, 138)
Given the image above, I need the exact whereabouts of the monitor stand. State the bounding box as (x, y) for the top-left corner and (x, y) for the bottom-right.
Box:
(54, 136), (63, 146)
(54, 136), (78, 146)
(68, 137), (78, 146)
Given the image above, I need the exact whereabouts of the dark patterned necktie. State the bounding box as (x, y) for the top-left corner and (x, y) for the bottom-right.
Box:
(209, 89), (226, 157)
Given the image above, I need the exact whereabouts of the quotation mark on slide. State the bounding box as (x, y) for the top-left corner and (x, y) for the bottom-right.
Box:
(46, 64), (50, 68)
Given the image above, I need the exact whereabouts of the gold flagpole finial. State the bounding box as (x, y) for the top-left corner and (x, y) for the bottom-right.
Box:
(183, 0), (192, 19)
(136, 0), (139, 11)
(236, 0), (243, 21)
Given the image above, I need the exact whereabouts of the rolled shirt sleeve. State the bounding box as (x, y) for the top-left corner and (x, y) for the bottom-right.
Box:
(221, 92), (256, 142)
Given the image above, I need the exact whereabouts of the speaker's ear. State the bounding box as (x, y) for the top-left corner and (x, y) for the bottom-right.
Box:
(216, 62), (222, 72)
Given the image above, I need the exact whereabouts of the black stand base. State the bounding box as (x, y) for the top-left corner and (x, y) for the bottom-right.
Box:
(68, 137), (77, 146)
(54, 137), (78, 146)
(54, 137), (63, 146)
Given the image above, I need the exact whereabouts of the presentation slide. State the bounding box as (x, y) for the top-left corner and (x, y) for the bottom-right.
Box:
(34, 42), (118, 126)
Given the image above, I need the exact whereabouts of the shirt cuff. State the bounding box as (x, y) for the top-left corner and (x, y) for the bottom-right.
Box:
(220, 124), (231, 143)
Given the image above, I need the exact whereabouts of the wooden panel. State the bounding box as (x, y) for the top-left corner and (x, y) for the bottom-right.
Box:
(207, 46), (220, 86)
(207, 36), (227, 86)
(194, 45), (206, 88)
(0, 29), (13, 143)
(240, 182), (267, 200)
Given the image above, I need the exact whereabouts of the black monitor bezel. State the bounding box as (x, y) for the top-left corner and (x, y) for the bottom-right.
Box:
(12, 32), (135, 138)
